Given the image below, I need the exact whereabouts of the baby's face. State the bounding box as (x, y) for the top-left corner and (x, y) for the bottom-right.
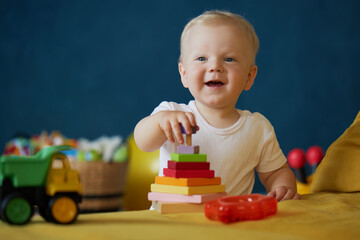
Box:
(179, 23), (257, 110)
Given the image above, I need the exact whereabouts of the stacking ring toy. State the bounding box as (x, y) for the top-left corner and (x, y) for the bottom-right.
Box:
(204, 194), (277, 223)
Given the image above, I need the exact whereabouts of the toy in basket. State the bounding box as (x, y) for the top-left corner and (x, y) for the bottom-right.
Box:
(69, 136), (128, 212)
(70, 161), (127, 212)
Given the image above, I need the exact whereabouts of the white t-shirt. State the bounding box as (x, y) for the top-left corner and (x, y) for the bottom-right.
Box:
(151, 100), (287, 195)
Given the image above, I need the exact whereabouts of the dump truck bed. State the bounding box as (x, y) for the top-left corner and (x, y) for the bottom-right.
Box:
(0, 155), (51, 187)
(0, 146), (71, 187)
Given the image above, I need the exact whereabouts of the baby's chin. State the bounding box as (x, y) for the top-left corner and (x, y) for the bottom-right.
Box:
(194, 98), (233, 110)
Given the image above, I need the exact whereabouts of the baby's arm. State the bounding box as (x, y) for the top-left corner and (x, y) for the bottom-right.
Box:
(258, 163), (301, 201)
(134, 111), (197, 152)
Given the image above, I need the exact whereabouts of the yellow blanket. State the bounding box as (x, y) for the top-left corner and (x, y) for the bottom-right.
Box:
(1, 192), (360, 240)
(311, 111), (360, 193)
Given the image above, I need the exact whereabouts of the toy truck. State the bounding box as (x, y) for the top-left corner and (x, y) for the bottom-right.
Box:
(0, 145), (82, 225)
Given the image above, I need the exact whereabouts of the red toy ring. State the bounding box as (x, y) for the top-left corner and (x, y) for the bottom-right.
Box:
(204, 194), (277, 223)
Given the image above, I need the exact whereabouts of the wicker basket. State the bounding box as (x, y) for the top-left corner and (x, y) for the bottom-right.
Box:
(70, 161), (128, 212)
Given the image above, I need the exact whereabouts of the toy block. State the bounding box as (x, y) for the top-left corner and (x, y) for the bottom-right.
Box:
(167, 160), (209, 170)
(152, 201), (204, 214)
(155, 176), (221, 186)
(151, 184), (226, 195)
(148, 192), (226, 203)
(163, 168), (214, 178)
(180, 125), (197, 134)
(180, 124), (197, 146)
(177, 145), (200, 154)
(185, 135), (192, 146)
(171, 153), (207, 162)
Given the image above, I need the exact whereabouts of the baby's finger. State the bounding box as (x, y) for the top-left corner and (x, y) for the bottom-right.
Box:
(179, 118), (194, 136)
(171, 121), (184, 144)
(274, 187), (287, 201)
(185, 112), (197, 127)
(293, 193), (302, 200)
(162, 121), (175, 143)
(279, 189), (295, 201)
(267, 191), (276, 198)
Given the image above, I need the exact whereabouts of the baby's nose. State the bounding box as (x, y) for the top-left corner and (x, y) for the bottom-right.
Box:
(208, 60), (224, 72)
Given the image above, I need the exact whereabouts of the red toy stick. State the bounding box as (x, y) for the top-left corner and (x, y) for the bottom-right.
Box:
(204, 194), (277, 223)
(287, 148), (307, 183)
(306, 146), (324, 173)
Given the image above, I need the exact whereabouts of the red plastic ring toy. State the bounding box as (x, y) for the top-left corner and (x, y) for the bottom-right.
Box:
(204, 194), (277, 223)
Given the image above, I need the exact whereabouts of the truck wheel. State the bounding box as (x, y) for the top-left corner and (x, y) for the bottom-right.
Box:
(49, 195), (78, 224)
(0, 193), (33, 225)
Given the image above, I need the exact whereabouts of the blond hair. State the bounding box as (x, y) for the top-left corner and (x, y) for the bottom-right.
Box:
(179, 10), (259, 64)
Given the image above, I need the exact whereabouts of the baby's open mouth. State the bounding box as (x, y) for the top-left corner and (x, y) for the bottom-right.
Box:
(205, 81), (224, 87)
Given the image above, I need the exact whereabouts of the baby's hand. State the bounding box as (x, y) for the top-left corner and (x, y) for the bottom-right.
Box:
(158, 111), (198, 144)
(267, 186), (301, 202)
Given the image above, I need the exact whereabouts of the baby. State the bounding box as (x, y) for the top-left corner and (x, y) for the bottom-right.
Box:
(135, 10), (300, 201)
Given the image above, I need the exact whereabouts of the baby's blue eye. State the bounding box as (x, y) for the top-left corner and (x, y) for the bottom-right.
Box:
(197, 57), (206, 61)
(224, 58), (234, 62)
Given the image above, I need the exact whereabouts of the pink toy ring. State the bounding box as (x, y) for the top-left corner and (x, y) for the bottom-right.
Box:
(204, 194), (277, 223)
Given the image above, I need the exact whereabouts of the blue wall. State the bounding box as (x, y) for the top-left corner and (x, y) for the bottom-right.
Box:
(1, 1), (359, 192)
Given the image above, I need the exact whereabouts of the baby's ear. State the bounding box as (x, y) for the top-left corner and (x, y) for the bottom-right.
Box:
(178, 63), (188, 88)
(244, 65), (257, 91)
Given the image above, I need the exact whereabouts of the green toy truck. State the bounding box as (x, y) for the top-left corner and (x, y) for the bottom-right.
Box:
(0, 145), (82, 225)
